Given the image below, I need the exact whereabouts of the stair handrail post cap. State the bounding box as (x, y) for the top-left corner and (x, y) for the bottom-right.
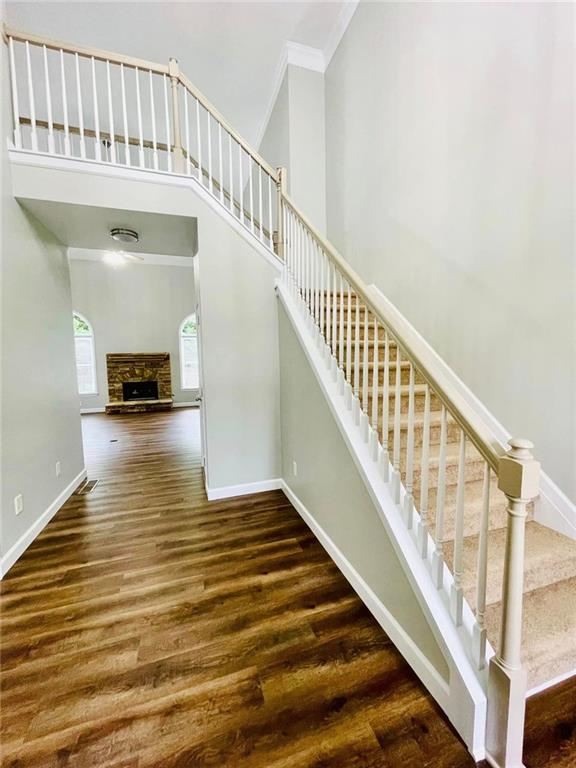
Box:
(498, 438), (540, 502)
(168, 57), (179, 77)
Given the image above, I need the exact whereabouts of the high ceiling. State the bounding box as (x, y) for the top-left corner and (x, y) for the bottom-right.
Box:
(6, 1), (351, 146)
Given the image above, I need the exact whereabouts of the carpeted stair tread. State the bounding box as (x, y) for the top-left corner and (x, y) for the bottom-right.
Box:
(444, 521), (576, 610)
(485, 573), (576, 689)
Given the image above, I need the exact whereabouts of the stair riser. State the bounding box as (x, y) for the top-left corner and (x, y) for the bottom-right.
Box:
(350, 364), (425, 386)
(367, 390), (443, 414)
(380, 420), (462, 449)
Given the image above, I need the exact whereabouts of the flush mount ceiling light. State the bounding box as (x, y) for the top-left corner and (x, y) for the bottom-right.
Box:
(110, 227), (139, 244)
(102, 251), (144, 267)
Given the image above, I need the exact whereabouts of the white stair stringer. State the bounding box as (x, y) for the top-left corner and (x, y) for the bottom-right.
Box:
(277, 278), (490, 762)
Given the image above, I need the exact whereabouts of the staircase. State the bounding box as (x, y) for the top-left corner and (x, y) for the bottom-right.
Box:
(4, 24), (575, 768)
(329, 295), (576, 691)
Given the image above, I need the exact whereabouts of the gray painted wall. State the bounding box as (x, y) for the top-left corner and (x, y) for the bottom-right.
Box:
(278, 301), (449, 678)
(260, 64), (327, 233)
(1, 31), (85, 561)
(325, 2), (575, 501)
(69, 258), (196, 410)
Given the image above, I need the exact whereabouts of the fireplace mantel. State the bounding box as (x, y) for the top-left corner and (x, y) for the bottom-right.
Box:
(105, 352), (173, 414)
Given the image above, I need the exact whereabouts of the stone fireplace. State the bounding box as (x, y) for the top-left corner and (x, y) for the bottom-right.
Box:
(105, 353), (173, 414)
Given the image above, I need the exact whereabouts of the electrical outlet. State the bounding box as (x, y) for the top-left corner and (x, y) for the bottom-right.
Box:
(292, 460), (298, 477)
(14, 494), (23, 515)
(55, 461), (61, 478)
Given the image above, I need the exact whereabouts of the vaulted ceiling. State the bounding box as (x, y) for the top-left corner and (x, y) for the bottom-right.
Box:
(6, 1), (352, 147)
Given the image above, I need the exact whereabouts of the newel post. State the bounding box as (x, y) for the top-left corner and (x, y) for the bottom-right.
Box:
(275, 166), (287, 259)
(168, 58), (184, 174)
(485, 438), (540, 768)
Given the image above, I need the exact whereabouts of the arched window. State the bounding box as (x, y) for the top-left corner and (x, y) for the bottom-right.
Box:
(73, 312), (97, 395)
(180, 314), (199, 390)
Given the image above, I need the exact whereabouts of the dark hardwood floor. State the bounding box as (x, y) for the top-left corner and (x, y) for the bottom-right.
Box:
(0, 409), (574, 767)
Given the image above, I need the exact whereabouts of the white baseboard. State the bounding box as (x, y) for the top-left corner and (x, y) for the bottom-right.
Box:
(369, 283), (576, 541)
(173, 401), (200, 408)
(80, 407), (105, 414)
(281, 479), (450, 707)
(205, 478), (282, 501)
(0, 468), (87, 579)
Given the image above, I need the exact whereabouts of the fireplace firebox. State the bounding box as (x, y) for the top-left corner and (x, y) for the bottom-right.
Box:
(122, 381), (159, 401)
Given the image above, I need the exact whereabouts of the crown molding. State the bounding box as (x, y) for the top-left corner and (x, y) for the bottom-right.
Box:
(256, 1), (359, 150)
(286, 41), (325, 72)
(324, 0), (359, 68)
(67, 247), (195, 268)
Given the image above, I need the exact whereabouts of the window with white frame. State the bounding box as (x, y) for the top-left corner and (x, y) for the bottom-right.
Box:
(73, 312), (97, 395)
(180, 314), (199, 391)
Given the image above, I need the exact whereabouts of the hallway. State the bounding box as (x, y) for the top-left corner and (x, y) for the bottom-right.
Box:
(0, 410), (572, 766)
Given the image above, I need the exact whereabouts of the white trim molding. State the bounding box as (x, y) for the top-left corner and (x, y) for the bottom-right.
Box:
(323, 0), (359, 67)
(68, 247), (196, 268)
(173, 401), (200, 409)
(281, 480), (450, 707)
(0, 468), (87, 578)
(205, 478), (282, 501)
(286, 41), (325, 72)
(80, 407), (106, 414)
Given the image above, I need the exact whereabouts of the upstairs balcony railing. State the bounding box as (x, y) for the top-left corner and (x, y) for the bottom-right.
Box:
(4, 26), (278, 252)
(3, 25), (541, 768)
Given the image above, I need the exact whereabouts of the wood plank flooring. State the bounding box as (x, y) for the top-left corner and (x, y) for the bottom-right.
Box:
(0, 409), (573, 767)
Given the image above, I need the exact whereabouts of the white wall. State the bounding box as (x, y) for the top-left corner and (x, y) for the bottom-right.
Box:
(69, 258), (196, 410)
(260, 64), (327, 233)
(1, 20), (85, 570)
(11, 160), (283, 495)
(325, 2), (575, 501)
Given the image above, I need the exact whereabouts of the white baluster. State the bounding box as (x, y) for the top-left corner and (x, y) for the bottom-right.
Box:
(314, 243), (320, 327)
(331, 265), (337, 356)
(74, 53), (86, 158)
(339, 275), (345, 369)
(381, 331), (390, 482)
(42, 45), (55, 154)
(403, 363), (416, 527)
(432, 405), (448, 588)
(450, 430), (467, 625)
(326, 261), (331, 351)
(184, 88), (191, 175)
(91, 57), (101, 161)
(473, 463), (490, 668)
(268, 175), (273, 250)
(229, 134), (234, 212)
(362, 308), (369, 413)
(238, 143), (243, 221)
(207, 111), (213, 194)
(320, 251), (325, 337)
(163, 74), (172, 172)
(59, 50), (70, 155)
(196, 98), (202, 183)
(418, 384), (431, 557)
(392, 344), (402, 503)
(354, 295), (360, 397)
(346, 284), (352, 381)
(249, 157), (254, 232)
(120, 64), (130, 165)
(25, 41), (38, 152)
(218, 123), (224, 203)
(106, 61), (116, 163)
(8, 38), (22, 149)
(135, 67), (145, 168)
(371, 317), (379, 435)
(258, 164), (263, 240)
(147, 70), (157, 168)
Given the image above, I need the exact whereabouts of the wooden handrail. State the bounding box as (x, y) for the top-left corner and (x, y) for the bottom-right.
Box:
(178, 73), (278, 181)
(281, 191), (505, 473)
(3, 25), (169, 74)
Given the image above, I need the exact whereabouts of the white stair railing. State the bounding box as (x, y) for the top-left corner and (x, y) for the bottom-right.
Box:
(4, 26), (278, 253)
(278, 192), (540, 768)
(3, 25), (541, 768)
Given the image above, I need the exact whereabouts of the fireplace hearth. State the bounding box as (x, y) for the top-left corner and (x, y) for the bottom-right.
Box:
(122, 380), (159, 401)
